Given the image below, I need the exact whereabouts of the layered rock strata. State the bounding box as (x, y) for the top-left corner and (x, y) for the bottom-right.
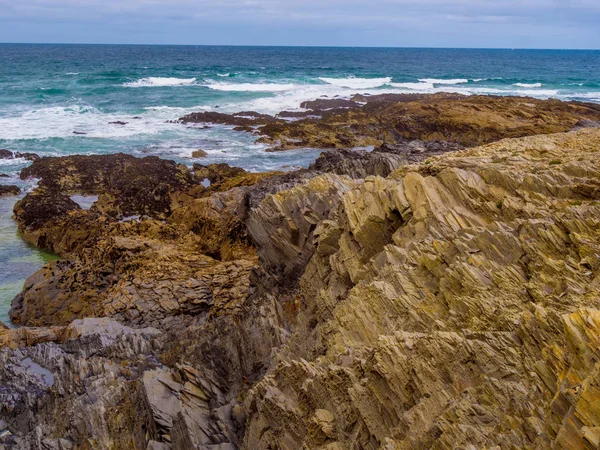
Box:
(2, 125), (600, 448)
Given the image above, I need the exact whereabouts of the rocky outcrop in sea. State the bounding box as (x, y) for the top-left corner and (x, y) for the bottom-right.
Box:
(2, 94), (600, 449)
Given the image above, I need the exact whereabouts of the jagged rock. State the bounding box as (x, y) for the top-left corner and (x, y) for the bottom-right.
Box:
(0, 185), (21, 197)
(180, 93), (600, 151)
(240, 128), (600, 449)
(0, 318), (161, 449)
(19, 153), (197, 218)
(6, 127), (600, 449)
(9, 220), (257, 328)
(307, 140), (463, 179)
(248, 174), (359, 288)
(0, 150), (39, 161)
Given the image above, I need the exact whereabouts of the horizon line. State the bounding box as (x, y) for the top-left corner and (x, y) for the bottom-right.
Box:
(1, 42), (599, 51)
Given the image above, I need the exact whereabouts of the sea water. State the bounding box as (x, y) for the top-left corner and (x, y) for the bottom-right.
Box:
(1, 44), (600, 323)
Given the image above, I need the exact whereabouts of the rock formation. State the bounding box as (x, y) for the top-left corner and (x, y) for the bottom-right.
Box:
(3, 97), (600, 449)
(0, 185), (20, 197)
(178, 93), (600, 151)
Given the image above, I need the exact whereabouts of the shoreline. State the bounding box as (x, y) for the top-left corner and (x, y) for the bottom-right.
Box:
(2, 93), (600, 447)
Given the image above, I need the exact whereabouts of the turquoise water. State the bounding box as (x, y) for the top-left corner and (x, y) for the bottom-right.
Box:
(1, 45), (600, 324)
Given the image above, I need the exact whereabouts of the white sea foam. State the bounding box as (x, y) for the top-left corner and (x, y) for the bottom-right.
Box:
(319, 77), (392, 89)
(217, 73), (230, 77)
(65, 72), (80, 76)
(0, 157), (28, 167)
(390, 82), (435, 90)
(123, 77), (198, 87)
(514, 83), (543, 88)
(204, 82), (297, 92)
(419, 78), (469, 85)
(0, 104), (191, 140)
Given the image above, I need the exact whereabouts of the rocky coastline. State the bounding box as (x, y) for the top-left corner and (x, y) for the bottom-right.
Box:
(2, 94), (600, 449)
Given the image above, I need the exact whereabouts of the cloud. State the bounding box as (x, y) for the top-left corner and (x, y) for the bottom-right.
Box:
(0, 0), (598, 48)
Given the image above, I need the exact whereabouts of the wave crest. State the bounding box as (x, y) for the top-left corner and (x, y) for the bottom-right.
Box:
(204, 82), (297, 92)
(319, 77), (392, 89)
(419, 78), (469, 85)
(123, 77), (198, 87)
(514, 83), (543, 88)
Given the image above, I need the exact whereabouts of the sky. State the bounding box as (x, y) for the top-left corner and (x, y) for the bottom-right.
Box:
(0, 0), (599, 49)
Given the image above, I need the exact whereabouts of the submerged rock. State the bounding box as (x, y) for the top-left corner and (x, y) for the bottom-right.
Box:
(0, 150), (39, 161)
(0, 185), (21, 197)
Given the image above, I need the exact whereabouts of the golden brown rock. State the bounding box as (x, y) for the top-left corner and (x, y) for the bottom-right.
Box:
(6, 127), (600, 449)
(180, 93), (600, 151)
(241, 128), (600, 449)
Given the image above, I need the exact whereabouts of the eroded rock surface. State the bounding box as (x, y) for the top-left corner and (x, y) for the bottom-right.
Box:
(20, 153), (196, 218)
(4, 127), (600, 449)
(179, 93), (600, 151)
(241, 128), (600, 449)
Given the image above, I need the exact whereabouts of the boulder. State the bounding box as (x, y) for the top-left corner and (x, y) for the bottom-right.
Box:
(191, 149), (207, 158)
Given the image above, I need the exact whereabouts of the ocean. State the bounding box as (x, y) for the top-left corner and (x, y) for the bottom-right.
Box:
(1, 44), (600, 323)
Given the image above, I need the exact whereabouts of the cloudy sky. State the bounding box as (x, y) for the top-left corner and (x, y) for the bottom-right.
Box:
(0, 0), (598, 48)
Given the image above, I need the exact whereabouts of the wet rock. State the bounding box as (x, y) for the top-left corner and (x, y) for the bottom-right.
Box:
(20, 153), (197, 218)
(109, 121), (128, 125)
(0, 150), (39, 161)
(178, 111), (280, 128)
(0, 185), (21, 197)
(299, 98), (360, 110)
(180, 93), (600, 151)
(191, 149), (207, 158)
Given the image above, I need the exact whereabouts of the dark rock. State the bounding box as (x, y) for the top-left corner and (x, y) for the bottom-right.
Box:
(0, 185), (21, 197)
(72, 131), (87, 135)
(192, 163), (247, 185)
(15, 152), (40, 161)
(19, 153), (197, 218)
(0, 151), (39, 161)
(300, 98), (359, 110)
(178, 111), (280, 128)
(109, 121), (128, 125)
(191, 149), (208, 158)
(0, 174), (9, 178)
(573, 119), (600, 130)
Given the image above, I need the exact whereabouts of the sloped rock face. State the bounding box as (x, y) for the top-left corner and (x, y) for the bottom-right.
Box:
(240, 128), (600, 449)
(0, 318), (161, 449)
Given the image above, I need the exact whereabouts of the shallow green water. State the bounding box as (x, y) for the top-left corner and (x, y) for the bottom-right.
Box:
(0, 196), (60, 324)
